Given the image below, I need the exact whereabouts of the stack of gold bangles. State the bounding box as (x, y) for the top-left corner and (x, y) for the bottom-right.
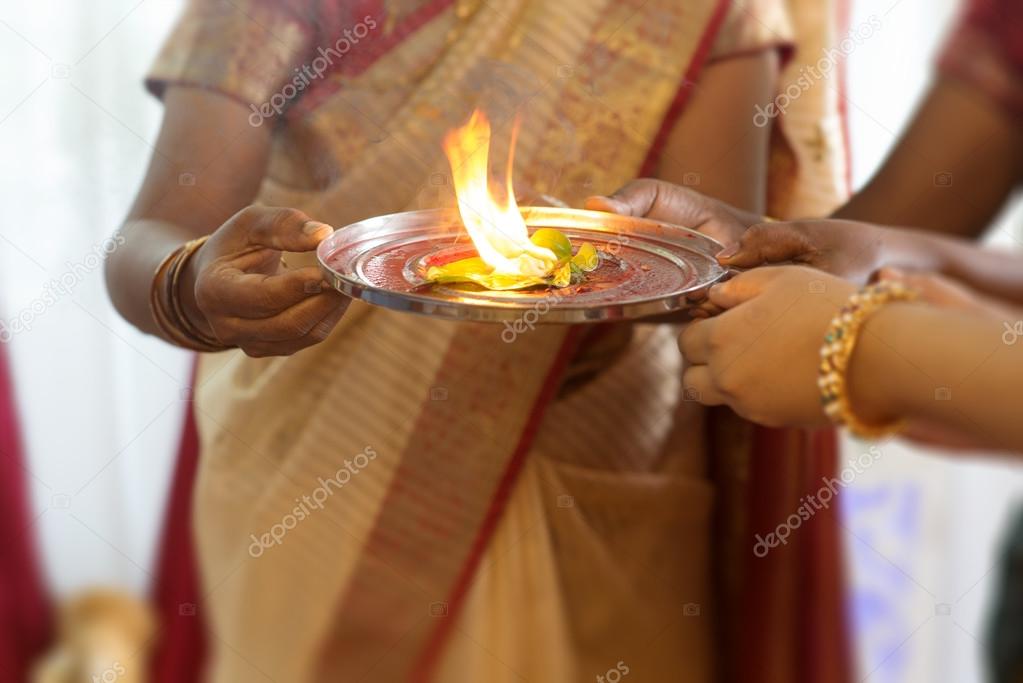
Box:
(818, 280), (917, 439)
(150, 235), (231, 352)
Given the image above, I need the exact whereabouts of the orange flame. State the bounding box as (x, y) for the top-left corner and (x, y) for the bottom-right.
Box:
(442, 110), (556, 276)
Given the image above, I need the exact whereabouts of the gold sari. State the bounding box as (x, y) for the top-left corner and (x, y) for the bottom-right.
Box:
(146, 0), (851, 681)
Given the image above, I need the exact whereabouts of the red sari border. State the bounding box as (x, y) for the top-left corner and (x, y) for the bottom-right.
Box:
(638, 0), (734, 178)
(411, 326), (585, 682)
(287, 0), (456, 121)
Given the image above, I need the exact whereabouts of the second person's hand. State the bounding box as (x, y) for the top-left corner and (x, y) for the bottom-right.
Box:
(585, 178), (763, 246)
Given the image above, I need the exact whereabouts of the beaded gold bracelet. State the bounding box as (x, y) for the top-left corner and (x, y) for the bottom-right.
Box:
(818, 281), (917, 439)
(149, 236), (231, 352)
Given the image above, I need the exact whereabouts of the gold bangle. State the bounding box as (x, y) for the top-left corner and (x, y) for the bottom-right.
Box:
(818, 281), (917, 439)
(149, 236), (230, 352)
(169, 236), (225, 349)
(149, 246), (195, 349)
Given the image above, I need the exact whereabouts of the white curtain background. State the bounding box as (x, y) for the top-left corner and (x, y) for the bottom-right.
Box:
(0, 0), (191, 596)
(0, 1), (1020, 681)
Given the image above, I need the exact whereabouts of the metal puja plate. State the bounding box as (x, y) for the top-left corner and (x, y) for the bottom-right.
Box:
(317, 207), (726, 324)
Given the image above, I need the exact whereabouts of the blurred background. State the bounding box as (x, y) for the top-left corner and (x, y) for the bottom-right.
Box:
(0, 0), (1020, 681)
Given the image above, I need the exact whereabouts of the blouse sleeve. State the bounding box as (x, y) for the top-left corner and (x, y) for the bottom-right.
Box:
(938, 0), (1023, 120)
(709, 0), (795, 62)
(145, 0), (316, 111)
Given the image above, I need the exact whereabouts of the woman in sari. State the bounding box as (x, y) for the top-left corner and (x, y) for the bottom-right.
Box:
(107, 0), (853, 680)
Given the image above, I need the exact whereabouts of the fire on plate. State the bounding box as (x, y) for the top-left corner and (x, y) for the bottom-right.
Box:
(424, 109), (599, 291)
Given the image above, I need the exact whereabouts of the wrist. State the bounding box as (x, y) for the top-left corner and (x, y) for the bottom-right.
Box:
(178, 248), (214, 338)
(876, 225), (943, 274)
(818, 281), (918, 438)
(150, 236), (228, 352)
(845, 303), (916, 424)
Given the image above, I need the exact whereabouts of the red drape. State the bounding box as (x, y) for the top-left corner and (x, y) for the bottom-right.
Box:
(740, 427), (854, 683)
(0, 346), (53, 680)
(149, 382), (207, 683)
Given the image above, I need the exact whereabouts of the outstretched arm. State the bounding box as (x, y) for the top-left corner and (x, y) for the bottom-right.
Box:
(717, 219), (1023, 306)
(848, 296), (1023, 453)
(105, 87), (347, 356)
(833, 77), (1023, 238)
(678, 266), (1023, 453)
(107, 87), (269, 335)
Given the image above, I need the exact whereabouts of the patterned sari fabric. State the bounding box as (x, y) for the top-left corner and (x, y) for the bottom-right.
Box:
(939, 0), (1023, 120)
(146, 0), (852, 681)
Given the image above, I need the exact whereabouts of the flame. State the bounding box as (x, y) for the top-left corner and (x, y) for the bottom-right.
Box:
(442, 110), (556, 277)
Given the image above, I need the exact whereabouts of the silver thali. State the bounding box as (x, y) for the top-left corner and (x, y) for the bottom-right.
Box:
(317, 206), (726, 324)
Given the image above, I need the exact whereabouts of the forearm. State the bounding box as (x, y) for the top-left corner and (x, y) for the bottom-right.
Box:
(833, 78), (1023, 238)
(105, 218), (209, 338)
(106, 178), (252, 340)
(105, 87), (269, 339)
(849, 302), (1023, 451)
(880, 227), (1023, 305)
